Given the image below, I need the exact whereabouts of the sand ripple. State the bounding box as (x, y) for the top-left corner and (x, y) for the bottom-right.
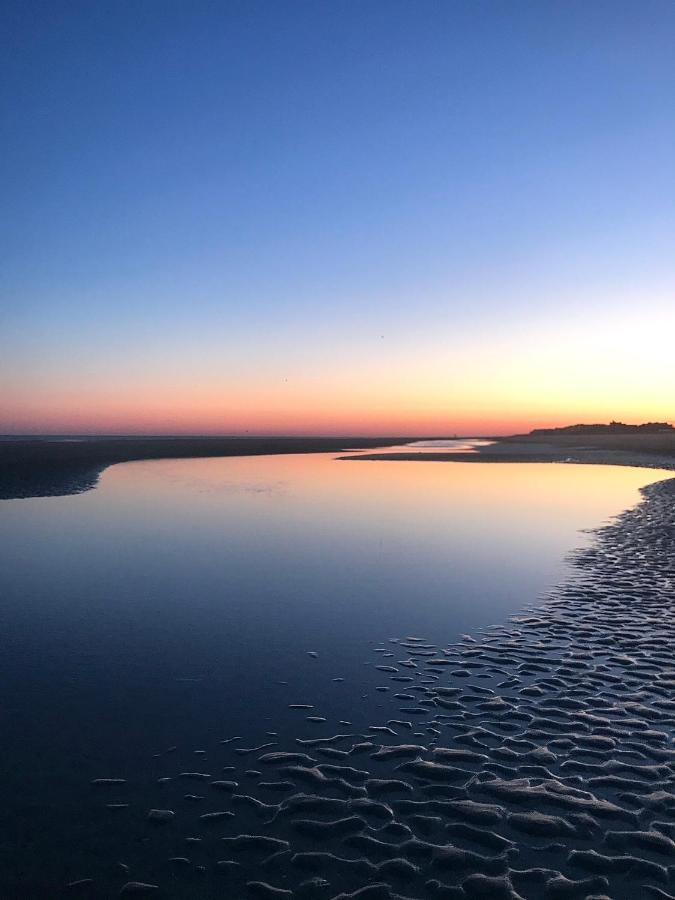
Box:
(79, 477), (675, 898)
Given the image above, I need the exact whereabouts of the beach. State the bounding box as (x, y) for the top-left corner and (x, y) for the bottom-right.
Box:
(3, 432), (675, 503)
(5, 0), (673, 895)
(59, 465), (675, 898)
(2, 439), (675, 897)
(344, 432), (675, 472)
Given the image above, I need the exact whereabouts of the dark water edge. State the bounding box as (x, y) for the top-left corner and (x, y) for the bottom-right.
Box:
(0, 437), (426, 500)
(3, 473), (674, 898)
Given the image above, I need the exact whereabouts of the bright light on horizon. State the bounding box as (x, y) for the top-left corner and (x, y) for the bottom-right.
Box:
(2, 3), (674, 434)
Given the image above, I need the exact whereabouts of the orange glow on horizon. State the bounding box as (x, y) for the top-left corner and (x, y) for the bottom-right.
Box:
(2, 398), (672, 438)
(3, 306), (672, 436)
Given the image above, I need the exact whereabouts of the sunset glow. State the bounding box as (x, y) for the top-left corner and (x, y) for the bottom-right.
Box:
(2, 2), (674, 435)
(3, 301), (673, 435)
(4, 4), (675, 895)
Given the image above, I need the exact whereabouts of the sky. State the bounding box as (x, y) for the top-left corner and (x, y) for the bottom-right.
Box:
(2, 0), (674, 436)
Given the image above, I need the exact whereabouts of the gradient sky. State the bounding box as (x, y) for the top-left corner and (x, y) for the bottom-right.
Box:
(2, 0), (674, 435)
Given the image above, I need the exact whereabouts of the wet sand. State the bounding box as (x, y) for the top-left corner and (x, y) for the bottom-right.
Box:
(5, 434), (675, 896)
(4, 433), (674, 501)
(66, 471), (675, 898)
(0, 436), (417, 500)
(343, 432), (675, 471)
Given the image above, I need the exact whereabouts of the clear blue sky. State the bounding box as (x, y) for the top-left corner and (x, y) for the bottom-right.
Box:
(2, 1), (674, 434)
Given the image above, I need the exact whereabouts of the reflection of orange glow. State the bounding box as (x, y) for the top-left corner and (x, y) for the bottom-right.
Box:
(106, 453), (671, 531)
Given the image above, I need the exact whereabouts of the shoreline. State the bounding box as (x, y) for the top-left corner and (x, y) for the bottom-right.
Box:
(70, 468), (675, 897)
(0, 435), (422, 500)
(3, 432), (675, 501)
(3, 434), (675, 895)
(342, 433), (675, 473)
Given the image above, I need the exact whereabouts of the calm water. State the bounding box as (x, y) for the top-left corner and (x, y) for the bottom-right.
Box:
(0, 453), (669, 890)
(352, 438), (495, 452)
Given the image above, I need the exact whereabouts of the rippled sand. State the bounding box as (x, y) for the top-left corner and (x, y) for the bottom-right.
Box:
(77, 476), (675, 898)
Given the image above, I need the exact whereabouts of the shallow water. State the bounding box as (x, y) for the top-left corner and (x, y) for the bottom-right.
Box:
(0, 454), (670, 893)
(348, 438), (494, 453)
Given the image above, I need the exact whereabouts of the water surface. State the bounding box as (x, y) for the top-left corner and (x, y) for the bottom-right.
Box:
(348, 438), (494, 453)
(0, 453), (669, 891)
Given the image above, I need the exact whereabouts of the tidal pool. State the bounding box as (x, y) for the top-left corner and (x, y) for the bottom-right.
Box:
(0, 453), (669, 893)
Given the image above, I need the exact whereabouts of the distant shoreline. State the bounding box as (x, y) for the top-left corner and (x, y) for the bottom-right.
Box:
(0, 435), (430, 500)
(342, 432), (675, 472)
(3, 431), (675, 501)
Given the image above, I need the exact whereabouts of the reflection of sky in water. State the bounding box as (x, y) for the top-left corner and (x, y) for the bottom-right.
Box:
(2, 456), (668, 692)
(347, 439), (495, 454)
(0, 454), (671, 873)
(2, 456), (668, 682)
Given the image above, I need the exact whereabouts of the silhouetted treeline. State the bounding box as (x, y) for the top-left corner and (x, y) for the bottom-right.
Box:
(531, 421), (673, 435)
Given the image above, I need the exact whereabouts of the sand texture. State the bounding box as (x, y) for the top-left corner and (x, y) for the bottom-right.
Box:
(70, 474), (675, 898)
(345, 432), (675, 471)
